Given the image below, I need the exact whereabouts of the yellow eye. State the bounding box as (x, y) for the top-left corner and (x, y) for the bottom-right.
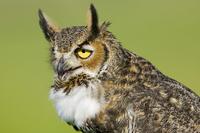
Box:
(76, 48), (92, 59)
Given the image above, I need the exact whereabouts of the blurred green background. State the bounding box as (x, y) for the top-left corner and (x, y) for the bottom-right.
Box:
(0, 0), (199, 133)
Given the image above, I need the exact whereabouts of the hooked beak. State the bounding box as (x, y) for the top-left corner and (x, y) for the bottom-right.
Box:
(57, 57), (65, 77)
(56, 57), (82, 79)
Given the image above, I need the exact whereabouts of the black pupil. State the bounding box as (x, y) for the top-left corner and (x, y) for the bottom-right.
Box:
(82, 49), (86, 53)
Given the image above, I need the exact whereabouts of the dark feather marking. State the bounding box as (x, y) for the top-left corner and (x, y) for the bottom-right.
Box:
(88, 4), (99, 39)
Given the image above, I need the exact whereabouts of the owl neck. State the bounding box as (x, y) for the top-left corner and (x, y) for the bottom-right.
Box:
(53, 73), (94, 94)
(50, 73), (105, 129)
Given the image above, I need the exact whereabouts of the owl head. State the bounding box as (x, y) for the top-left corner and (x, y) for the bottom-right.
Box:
(39, 4), (124, 81)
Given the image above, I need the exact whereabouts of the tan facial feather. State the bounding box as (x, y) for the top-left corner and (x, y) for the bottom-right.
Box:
(81, 41), (105, 70)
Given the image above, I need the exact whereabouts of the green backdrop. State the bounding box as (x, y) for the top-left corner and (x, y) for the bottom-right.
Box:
(0, 0), (199, 133)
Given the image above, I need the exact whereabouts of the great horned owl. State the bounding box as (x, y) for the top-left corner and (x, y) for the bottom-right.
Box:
(38, 4), (200, 133)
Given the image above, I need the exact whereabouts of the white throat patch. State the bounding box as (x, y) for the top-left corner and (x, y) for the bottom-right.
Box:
(49, 84), (102, 127)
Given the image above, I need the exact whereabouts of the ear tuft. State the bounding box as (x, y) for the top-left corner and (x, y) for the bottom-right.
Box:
(87, 4), (99, 39)
(100, 21), (111, 33)
(38, 9), (60, 42)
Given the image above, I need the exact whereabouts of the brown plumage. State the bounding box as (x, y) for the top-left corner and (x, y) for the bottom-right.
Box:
(39, 4), (200, 133)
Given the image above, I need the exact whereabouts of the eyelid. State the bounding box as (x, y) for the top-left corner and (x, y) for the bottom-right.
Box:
(75, 47), (92, 53)
(81, 45), (94, 51)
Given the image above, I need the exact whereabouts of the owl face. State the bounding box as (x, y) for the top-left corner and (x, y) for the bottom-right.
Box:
(39, 5), (110, 80)
(52, 30), (107, 80)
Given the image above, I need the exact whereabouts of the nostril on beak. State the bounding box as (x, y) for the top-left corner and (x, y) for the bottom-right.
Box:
(57, 57), (65, 76)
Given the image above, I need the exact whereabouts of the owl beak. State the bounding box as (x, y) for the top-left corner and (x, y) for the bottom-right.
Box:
(57, 57), (82, 79)
(57, 57), (65, 77)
